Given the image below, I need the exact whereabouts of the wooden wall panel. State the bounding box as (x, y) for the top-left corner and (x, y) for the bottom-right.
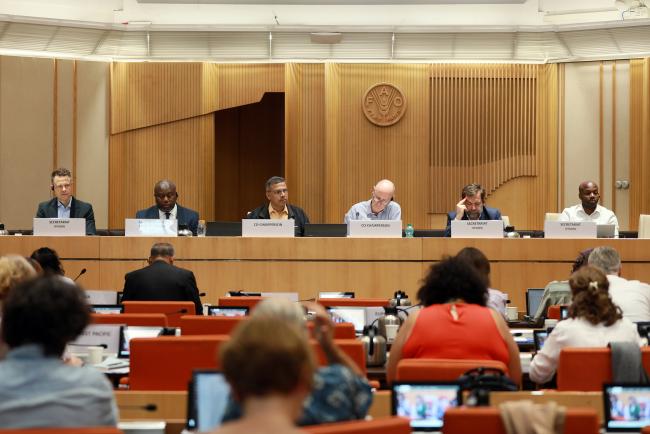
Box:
(629, 58), (650, 231)
(108, 114), (215, 228)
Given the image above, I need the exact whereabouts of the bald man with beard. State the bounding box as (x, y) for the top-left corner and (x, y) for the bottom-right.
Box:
(559, 180), (619, 237)
(344, 179), (402, 224)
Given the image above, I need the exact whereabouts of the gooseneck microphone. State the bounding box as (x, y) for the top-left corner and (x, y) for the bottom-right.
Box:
(73, 268), (87, 282)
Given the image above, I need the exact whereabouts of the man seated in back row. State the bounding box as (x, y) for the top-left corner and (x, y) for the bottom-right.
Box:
(248, 176), (310, 236)
(136, 179), (200, 235)
(559, 180), (619, 237)
(444, 183), (502, 237)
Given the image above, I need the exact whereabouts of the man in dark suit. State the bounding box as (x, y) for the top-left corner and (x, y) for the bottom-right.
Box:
(247, 176), (310, 236)
(121, 242), (203, 315)
(136, 179), (199, 235)
(35, 168), (96, 235)
(444, 183), (502, 237)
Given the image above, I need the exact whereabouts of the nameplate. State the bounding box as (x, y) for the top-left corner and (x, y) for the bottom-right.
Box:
(85, 290), (118, 305)
(241, 219), (295, 237)
(544, 221), (596, 238)
(68, 324), (121, 355)
(33, 218), (85, 236)
(124, 219), (178, 237)
(260, 292), (300, 302)
(347, 220), (402, 238)
(451, 220), (503, 238)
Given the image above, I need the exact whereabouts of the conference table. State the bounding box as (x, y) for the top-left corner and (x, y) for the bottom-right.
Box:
(1, 236), (649, 310)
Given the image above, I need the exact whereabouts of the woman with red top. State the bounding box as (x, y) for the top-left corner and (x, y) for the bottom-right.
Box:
(387, 255), (521, 386)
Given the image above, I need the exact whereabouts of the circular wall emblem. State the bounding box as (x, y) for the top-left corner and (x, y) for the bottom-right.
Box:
(362, 83), (407, 127)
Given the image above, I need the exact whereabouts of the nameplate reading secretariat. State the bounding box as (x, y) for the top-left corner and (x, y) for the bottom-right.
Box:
(348, 220), (402, 238)
(544, 221), (597, 239)
(33, 218), (85, 236)
(242, 219), (295, 238)
(451, 220), (504, 238)
(125, 219), (178, 237)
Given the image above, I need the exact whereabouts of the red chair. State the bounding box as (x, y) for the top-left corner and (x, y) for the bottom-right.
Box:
(180, 315), (245, 335)
(128, 335), (228, 390)
(396, 358), (509, 382)
(90, 313), (168, 327)
(307, 322), (356, 339)
(311, 339), (367, 376)
(443, 407), (600, 434)
(218, 296), (265, 310)
(0, 430), (122, 434)
(316, 298), (389, 307)
(122, 301), (196, 327)
(304, 416), (410, 434)
(641, 427), (650, 433)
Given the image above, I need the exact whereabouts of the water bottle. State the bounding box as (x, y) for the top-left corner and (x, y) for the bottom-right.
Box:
(0, 224), (8, 236)
(404, 223), (414, 238)
(196, 219), (206, 237)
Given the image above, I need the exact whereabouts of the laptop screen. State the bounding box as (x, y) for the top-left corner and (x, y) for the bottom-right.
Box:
(604, 384), (650, 432)
(526, 288), (545, 317)
(391, 382), (462, 431)
(118, 326), (163, 358)
(186, 370), (231, 432)
(91, 304), (124, 314)
(207, 306), (249, 317)
(533, 330), (549, 352)
(328, 307), (366, 334)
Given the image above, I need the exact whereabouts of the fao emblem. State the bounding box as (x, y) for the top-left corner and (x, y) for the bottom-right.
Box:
(362, 83), (406, 127)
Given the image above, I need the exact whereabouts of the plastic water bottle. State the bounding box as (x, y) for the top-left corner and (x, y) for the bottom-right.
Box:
(404, 223), (414, 238)
(196, 220), (206, 237)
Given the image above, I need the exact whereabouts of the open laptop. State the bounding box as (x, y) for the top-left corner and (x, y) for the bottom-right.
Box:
(598, 224), (616, 239)
(328, 307), (366, 335)
(303, 223), (347, 237)
(206, 221), (242, 237)
(526, 288), (545, 318)
(391, 382), (462, 433)
(603, 384), (650, 432)
(118, 326), (164, 358)
(186, 370), (231, 432)
(91, 304), (124, 314)
(533, 329), (550, 352)
(207, 306), (249, 317)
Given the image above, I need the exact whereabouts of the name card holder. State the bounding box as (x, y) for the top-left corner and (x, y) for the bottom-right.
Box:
(33, 218), (86, 236)
(544, 221), (597, 239)
(124, 219), (178, 237)
(68, 324), (122, 355)
(347, 220), (402, 238)
(451, 220), (504, 238)
(242, 219), (295, 237)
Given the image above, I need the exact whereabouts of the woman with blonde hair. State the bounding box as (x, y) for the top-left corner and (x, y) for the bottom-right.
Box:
(0, 255), (36, 301)
(529, 265), (642, 384)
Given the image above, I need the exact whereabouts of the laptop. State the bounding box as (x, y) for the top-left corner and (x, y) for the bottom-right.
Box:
(603, 384), (650, 432)
(533, 329), (550, 352)
(526, 288), (545, 318)
(206, 221), (242, 237)
(560, 305), (569, 320)
(328, 307), (367, 335)
(186, 370), (231, 432)
(636, 322), (650, 340)
(91, 304), (124, 314)
(391, 382), (462, 433)
(303, 224), (347, 237)
(118, 326), (164, 358)
(319, 291), (355, 299)
(207, 306), (249, 317)
(598, 224), (616, 239)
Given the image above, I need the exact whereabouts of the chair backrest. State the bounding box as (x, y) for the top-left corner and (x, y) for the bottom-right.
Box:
(304, 416), (411, 434)
(443, 407), (600, 434)
(395, 358), (509, 382)
(545, 212), (561, 221)
(546, 305), (562, 320)
(217, 296), (265, 310)
(641, 426), (650, 434)
(316, 298), (389, 307)
(639, 214), (650, 239)
(180, 315), (245, 335)
(311, 339), (367, 376)
(501, 215), (511, 228)
(0, 429), (123, 434)
(307, 321), (356, 339)
(129, 335), (227, 390)
(90, 313), (168, 327)
(122, 301), (196, 327)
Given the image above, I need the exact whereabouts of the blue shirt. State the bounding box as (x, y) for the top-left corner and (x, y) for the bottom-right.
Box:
(57, 200), (71, 219)
(344, 200), (401, 224)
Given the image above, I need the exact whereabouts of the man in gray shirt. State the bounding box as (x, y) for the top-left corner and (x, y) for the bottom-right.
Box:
(344, 179), (401, 224)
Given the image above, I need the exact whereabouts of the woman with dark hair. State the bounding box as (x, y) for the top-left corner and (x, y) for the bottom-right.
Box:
(30, 247), (74, 283)
(529, 265), (641, 384)
(387, 256), (521, 385)
(456, 247), (508, 316)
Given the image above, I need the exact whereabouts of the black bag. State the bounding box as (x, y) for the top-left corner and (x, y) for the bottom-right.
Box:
(457, 367), (518, 406)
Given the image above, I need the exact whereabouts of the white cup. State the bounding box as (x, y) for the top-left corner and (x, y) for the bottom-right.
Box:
(506, 306), (519, 321)
(87, 346), (104, 365)
(544, 319), (559, 329)
(385, 324), (399, 343)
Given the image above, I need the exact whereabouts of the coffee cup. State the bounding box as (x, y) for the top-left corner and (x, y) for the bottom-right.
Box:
(506, 306), (519, 321)
(87, 346), (104, 365)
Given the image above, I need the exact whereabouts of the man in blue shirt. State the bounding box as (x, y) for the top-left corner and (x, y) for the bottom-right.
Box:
(344, 179), (401, 224)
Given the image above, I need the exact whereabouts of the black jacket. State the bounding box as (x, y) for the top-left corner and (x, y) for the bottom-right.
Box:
(248, 203), (310, 236)
(444, 206), (502, 237)
(121, 260), (203, 315)
(36, 197), (96, 235)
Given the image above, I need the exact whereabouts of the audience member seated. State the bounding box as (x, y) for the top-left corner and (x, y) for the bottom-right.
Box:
(533, 248), (592, 319)
(588, 246), (650, 322)
(214, 316), (315, 434)
(121, 242), (203, 315)
(529, 266), (642, 385)
(0, 255), (36, 303)
(30, 247), (74, 284)
(386, 255), (521, 385)
(222, 298), (372, 425)
(0, 276), (118, 428)
(136, 179), (200, 235)
(456, 247), (508, 317)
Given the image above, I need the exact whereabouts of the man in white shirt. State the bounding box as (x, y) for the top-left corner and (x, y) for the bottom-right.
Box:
(588, 246), (650, 322)
(559, 180), (619, 237)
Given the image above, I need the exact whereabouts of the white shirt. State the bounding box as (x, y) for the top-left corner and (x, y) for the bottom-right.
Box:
(529, 317), (641, 384)
(608, 274), (650, 322)
(558, 204), (619, 237)
(157, 204), (177, 220)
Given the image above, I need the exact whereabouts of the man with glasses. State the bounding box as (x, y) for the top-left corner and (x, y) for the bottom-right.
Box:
(248, 176), (310, 236)
(444, 183), (502, 237)
(36, 168), (96, 235)
(136, 179), (199, 235)
(344, 179), (401, 224)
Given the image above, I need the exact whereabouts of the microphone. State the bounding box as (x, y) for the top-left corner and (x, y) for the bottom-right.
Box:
(73, 268), (87, 282)
(118, 404), (158, 412)
(355, 212), (360, 219)
(67, 343), (108, 349)
(199, 292), (206, 297)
